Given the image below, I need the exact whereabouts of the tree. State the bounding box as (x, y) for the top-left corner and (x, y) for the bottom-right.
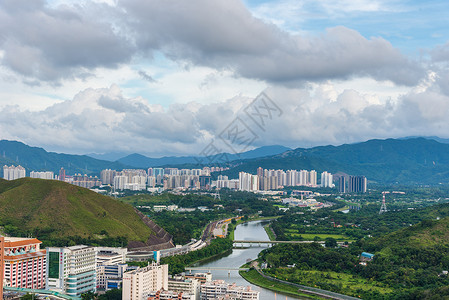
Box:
(81, 291), (97, 300)
(20, 294), (33, 300)
(98, 289), (122, 300)
(325, 237), (338, 248)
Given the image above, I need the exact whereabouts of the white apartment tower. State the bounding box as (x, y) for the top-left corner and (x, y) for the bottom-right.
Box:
(309, 170), (317, 187)
(3, 165), (26, 180)
(320, 171), (334, 188)
(122, 263), (169, 300)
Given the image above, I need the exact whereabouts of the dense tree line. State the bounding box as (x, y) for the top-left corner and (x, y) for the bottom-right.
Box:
(161, 238), (233, 274)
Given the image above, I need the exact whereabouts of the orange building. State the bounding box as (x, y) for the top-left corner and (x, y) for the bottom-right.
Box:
(3, 237), (46, 289)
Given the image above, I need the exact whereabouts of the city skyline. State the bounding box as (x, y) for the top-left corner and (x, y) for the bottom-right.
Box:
(0, 1), (448, 157)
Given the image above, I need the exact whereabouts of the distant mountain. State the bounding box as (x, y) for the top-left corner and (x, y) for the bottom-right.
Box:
(221, 138), (449, 184)
(116, 145), (291, 168)
(86, 151), (131, 162)
(0, 140), (128, 176)
(400, 135), (449, 144)
(0, 177), (153, 243)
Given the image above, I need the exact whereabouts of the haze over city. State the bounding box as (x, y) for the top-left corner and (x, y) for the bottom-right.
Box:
(0, 0), (448, 157)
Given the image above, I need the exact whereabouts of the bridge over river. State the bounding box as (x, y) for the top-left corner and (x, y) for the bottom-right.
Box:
(232, 240), (344, 247)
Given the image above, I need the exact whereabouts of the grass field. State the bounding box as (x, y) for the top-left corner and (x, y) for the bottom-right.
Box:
(239, 268), (321, 299)
(283, 230), (351, 241)
(268, 269), (393, 297)
(264, 224), (276, 241)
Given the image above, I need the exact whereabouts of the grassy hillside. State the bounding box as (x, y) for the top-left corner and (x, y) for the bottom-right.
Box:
(0, 178), (152, 243)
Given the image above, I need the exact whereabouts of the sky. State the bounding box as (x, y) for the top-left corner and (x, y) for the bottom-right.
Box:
(0, 0), (448, 157)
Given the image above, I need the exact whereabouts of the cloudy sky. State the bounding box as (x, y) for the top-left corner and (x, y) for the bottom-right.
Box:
(0, 0), (448, 157)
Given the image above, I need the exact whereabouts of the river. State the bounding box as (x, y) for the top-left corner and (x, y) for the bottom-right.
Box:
(194, 220), (301, 300)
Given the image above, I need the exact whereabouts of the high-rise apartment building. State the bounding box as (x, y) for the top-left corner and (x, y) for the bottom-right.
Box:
(309, 170), (317, 187)
(238, 172), (259, 192)
(100, 169), (117, 185)
(30, 171), (54, 180)
(46, 245), (97, 297)
(348, 176), (367, 193)
(3, 237), (46, 289)
(320, 171), (334, 188)
(59, 168), (66, 182)
(3, 165), (26, 180)
(122, 263), (169, 300)
(338, 176), (346, 193)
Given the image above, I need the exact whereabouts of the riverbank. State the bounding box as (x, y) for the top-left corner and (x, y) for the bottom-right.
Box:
(263, 224), (276, 241)
(240, 264), (361, 300)
(239, 268), (319, 299)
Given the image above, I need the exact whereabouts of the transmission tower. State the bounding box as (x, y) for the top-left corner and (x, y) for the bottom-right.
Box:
(379, 191), (388, 214)
(212, 190), (221, 201)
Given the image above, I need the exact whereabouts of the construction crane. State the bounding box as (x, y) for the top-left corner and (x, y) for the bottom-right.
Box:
(379, 191), (389, 214)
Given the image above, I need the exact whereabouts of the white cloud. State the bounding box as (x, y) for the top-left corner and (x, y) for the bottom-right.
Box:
(1, 70), (449, 156)
(0, 0), (425, 86)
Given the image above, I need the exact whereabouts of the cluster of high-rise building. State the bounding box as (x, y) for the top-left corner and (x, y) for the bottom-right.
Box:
(237, 168), (332, 192)
(2, 165), (26, 180)
(101, 167), (228, 191)
(0, 236), (258, 300)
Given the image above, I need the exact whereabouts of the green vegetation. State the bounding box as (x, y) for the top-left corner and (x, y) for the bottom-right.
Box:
(239, 268), (321, 299)
(97, 289), (122, 300)
(264, 224), (276, 241)
(161, 238), (233, 274)
(0, 178), (153, 246)
(124, 190), (283, 243)
(258, 209), (449, 299)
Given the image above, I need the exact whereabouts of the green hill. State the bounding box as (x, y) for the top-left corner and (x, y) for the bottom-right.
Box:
(0, 177), (153, 244)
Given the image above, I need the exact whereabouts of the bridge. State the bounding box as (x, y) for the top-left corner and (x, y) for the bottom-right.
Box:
(233, 240), (324, 244)
(185, 267), (249, 271)
(232, 240), (345, 247)
(185, 266), (250, 276)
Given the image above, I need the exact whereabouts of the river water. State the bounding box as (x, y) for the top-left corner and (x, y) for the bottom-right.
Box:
(194, 220), (301, 300)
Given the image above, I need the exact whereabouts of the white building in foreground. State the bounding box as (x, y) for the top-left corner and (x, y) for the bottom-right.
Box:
(122, 263), (169, 300)
(46, 245), (97, 297)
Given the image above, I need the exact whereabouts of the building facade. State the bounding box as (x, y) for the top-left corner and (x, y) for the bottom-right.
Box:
(3, 165), (26, 180)
(122, 263), (169, 300)
(348, 176), (367, 193)
(3, 237), (46, 289)
(46, 245), (97, 297)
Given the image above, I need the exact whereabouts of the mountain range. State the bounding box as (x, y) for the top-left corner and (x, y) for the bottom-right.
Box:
(3, 137), (449, 184)
(221, 137), (449, 184)
(0, 140), (290, 176)
(114, 145), (291, 168)
(0, 140), (127, 176)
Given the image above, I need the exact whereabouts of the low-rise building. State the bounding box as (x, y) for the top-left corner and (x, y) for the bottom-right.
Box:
(148, 290), (195, 300)
(96, 247), (129, 291)
(185, 272), (212, 284)
(200, 280), (259, 300)
(168, 275), (200, 300)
